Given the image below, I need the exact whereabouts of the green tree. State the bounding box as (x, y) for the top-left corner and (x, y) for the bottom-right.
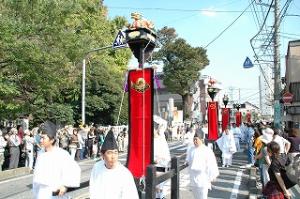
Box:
(153, 27), (209, 120)
(0, 1), (131, 125)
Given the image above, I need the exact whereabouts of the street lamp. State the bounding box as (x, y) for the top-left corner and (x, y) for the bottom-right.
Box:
(81, 46), (112, 125)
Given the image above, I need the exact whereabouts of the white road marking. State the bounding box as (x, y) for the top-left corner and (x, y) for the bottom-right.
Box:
(229, 166), (245, 199)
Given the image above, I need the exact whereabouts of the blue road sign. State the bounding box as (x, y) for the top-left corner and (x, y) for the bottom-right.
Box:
(112, 31), (127, 49)
(243, 57), (254, 68)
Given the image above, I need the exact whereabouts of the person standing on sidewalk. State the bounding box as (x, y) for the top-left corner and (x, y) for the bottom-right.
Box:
(262, 141), (296, 199)
(33, 121), (81, 199)
(89, 130), (139, 199)
(7, 128), (21, 169)
(185, 130), (219, 199)
(23, 129), (35, 170)
(0, 130), (7, 171)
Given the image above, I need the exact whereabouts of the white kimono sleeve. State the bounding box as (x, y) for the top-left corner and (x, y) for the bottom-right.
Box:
(61, 152), (81, 188)
(121, 171), (139, 199)
(206, 148), (219, 182)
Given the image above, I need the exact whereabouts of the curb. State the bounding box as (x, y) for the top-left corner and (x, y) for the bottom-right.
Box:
(248, 167), (258, 199)
(0, 167), (31, 181)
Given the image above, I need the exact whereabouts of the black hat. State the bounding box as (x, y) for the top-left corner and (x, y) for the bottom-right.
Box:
(194, 128), (205, 139)
(40, 121), (57, 139)
(101, 130), (118, 151)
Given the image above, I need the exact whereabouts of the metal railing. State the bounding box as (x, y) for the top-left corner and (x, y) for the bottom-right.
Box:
(141, 153), (188, 199)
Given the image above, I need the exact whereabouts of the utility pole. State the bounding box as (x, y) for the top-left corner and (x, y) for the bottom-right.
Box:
(273, 0), (281, 128)
(82, 59), (86, 125)
(259, 76), (263, 113)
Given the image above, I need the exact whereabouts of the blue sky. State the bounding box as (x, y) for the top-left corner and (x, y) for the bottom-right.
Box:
(104, 0), (300, 106)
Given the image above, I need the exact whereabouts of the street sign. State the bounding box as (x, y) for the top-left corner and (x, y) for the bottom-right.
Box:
(112, 30), (127, 49)
(282, 92), (293, 104)
(243, 57), (254, 68)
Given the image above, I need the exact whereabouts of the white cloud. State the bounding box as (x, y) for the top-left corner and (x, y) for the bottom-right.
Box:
(201, 8), (217, 17)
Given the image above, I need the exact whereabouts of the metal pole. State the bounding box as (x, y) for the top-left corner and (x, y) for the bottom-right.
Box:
(274, 0), (281, 128)
(259, 76), (263, 113)
(82, 59), (86, 125)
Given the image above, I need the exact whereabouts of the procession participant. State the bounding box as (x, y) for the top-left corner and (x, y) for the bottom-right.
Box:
(32, 121), (81, 199)
(89, 131), (139, 199)
(185, 130), (219, 199)
(232, 123), (242, 152)
(216, 126), (236, 167)
(153, 116), (171, 199)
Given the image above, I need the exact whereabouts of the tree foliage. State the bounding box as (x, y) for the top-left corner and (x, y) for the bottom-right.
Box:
(153, 26), (209, 120)
(0, 0), (131, 125)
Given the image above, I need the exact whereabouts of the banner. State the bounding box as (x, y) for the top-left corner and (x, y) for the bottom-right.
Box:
(246, 112), (251, 123)
(126, 68), (154, 178)
(235, 111), (242, 127)
(208, 101), (219, 141)
(221, 108), (230, 132)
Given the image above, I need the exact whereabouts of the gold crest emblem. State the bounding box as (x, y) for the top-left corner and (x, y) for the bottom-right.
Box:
(131, 78), (150, 93)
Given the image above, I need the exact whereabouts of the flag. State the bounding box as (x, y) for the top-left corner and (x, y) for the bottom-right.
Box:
(246, 112), (251, 123)
(208, 101), (219, 141)
(126, 68), (154, 178)
(221, 108), (230, 132)
(236, 112), (242, 127)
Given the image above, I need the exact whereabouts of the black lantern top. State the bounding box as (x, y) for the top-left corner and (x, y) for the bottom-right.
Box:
(125, 12), (156, 67)
(223, 95), (229, 107)
(235, 103), (241, 111)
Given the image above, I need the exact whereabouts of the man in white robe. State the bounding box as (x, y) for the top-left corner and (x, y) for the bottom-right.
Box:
(89, 130), (139, 199)
(185, 130), (219, 199)
(216, 126), (237, 167)
(231, 123), (242, 152)
(153, 116), (171, 199)
(33, 121), (81, 199)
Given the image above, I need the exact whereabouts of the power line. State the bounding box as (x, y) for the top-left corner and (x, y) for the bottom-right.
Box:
(204, 0), (256, 49)
(107, 6), (266, 13)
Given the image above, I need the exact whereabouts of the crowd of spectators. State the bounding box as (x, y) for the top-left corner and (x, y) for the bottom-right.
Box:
(0, 124), (128, 171)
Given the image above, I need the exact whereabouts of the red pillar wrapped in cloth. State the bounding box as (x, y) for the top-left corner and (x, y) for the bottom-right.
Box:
(221, 108), (230, 132)
(208, 101), (219, 141)
(246, 111), (251, 123)
(235, 111), (242, 127)
(126, 68), (154, 178)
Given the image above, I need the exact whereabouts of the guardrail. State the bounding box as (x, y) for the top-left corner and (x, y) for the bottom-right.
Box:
(141, 153), (187, 199)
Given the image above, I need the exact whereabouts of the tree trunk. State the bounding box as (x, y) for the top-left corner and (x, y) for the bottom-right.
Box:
(182, 94), (193, 121)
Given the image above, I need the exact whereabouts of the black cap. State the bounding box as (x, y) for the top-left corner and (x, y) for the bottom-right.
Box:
(40, 121), (57, 139)
(101, 130), (118, 151)
(194, 128), (205, 139)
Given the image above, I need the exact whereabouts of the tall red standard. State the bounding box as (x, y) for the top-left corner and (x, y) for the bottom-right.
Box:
(246, 112), (251, 123)
(235, 112), (242, 127)
(126, 68), (154, 178)
(221, 108), (230, 132)
(208, 101), (219, 141)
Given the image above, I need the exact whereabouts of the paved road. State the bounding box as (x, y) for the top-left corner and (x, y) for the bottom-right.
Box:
(2, 141), (292, 199)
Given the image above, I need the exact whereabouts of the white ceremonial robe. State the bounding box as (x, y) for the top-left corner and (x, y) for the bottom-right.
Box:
(154, 134), (171, 199)
(89, 161), (139, 199)
(216, 131), (237, 166)
(33, 147), (81, 199)
(186, 145), (219, 199)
